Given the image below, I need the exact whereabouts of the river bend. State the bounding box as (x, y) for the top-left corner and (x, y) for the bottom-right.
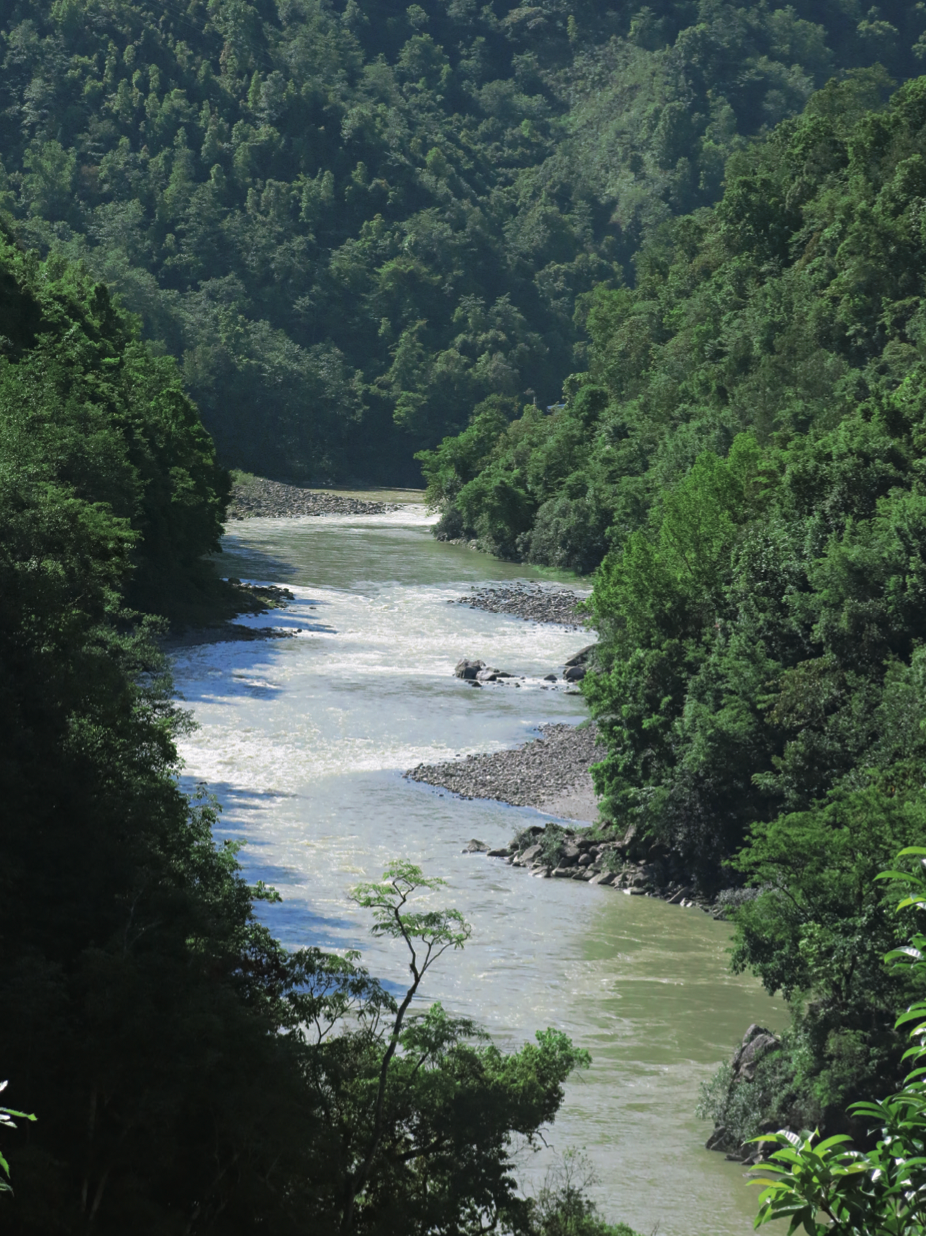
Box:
(170, 507), (782, 1236)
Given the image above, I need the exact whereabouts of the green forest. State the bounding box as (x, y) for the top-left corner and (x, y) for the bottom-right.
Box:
(6, 0), (926, 1231)
(3, 0), (926, 480)
(425, 69), (926, 1146)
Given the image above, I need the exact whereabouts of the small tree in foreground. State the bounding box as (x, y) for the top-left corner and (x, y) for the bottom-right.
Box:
(0, 1082), (35, 1195)
(292, 861), (598, 1236)
(751, 847), (926, 1234)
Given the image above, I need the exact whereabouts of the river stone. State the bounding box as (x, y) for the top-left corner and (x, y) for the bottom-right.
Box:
(451, 583), (589, 628)
(521, 843), (543, 865)
(705, 1126), (728, 1152)
(226, 478), (403, 520)
(577, 852), (592, 867)
(476, 666), (512, 682)
(560, 842), (580, 866)
(487, 847), (510, 858)
(455, 658), (485, 680)
(463, 839), (490, 853)
(564, 644), (596, 668)
(563, 664), (586, 683)
(590, 871), (615, 886)
(543, 673), (558, 682)
(733, 1025), (780, 1081)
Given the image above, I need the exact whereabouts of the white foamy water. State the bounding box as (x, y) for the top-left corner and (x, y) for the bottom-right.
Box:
(171, 510), (783, 1236)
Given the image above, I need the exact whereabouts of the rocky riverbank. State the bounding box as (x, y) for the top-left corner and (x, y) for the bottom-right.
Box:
(477, 820), (719, 914)
(162, 581), (299, 648)
(407, 722), (604, 822)
(227, 476), (403, 519)
(453, 583), (590, 628)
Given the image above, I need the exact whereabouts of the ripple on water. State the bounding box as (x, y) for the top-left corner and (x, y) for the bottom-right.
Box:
(172, 514), (783, 1236)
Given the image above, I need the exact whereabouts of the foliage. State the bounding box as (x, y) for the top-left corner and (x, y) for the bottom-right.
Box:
(750, 849), (926, 1236)
(3, 3), (926, 481)
(0, 223), (229, 621)
(0, 1084), (35, 1196)
(528, 1150), (640, 1236)
(426, 68), (926, 565)
(563, 78), (926, 882)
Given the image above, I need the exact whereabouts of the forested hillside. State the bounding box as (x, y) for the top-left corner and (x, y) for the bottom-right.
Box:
(3, 1), (926, 480)
(559, 75), (926, 1148)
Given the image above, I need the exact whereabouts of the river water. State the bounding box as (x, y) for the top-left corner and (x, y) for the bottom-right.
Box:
(170, 507), (783, 1236)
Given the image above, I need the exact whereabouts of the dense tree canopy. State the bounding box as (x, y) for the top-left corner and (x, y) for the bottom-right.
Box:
(3, 1), (926, 480)
(503, 75), (926, 1144)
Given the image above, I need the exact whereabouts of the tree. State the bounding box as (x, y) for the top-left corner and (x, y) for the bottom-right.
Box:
(0, 1084), (34, 1196)
(750, 849), (926, 1234)
(289, 861), (595, 1236)
(338, 861), (471, 1234)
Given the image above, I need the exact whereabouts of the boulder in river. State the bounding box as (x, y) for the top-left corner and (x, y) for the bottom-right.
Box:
(463, 839), (490, 853)
(732, 1024), (780, 1082)
(564, 644), (596, 669)
(563, 664), (586, 683)
(455, 658), (485, 680)
(559, 842), (580, 866)
(476, 666), (512, 682)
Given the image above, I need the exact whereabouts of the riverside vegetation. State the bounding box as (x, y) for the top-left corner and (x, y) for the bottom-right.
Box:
(425, 71), (926, 1156)
(7, 0), (926, 1229)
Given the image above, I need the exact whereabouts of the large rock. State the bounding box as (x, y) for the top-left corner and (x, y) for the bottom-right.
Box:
(564, 644), (596, 669)
(520, 843), (543, 865)
(454, 658), (485, 680)
(732, 1025), (780, 1082)
(559, 842), (580, 866)
(463, 839), (490, 853)
(563, 664), (586, 683)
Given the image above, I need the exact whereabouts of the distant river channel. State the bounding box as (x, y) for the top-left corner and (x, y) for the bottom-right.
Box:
(169, 505), (783, 1236)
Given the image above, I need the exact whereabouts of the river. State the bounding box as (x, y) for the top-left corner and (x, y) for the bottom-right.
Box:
(170, 505), (783, 1236)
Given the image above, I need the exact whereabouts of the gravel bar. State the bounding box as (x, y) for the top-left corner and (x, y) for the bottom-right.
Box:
(227, 477), (402, 519)
(405, 722), (604, 817)
(453, 583), (590, 628)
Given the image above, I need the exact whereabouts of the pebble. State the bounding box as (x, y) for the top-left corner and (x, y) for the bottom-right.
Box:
(226, 478), (402, 519)
(452, 583), (591, 629)
(405, 723), (604, 810)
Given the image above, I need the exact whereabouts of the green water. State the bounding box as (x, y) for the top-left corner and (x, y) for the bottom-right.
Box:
(171, 509), (783, 1235)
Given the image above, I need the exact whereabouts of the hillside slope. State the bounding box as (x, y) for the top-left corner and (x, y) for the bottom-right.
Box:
(3, 1), (925, 480)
